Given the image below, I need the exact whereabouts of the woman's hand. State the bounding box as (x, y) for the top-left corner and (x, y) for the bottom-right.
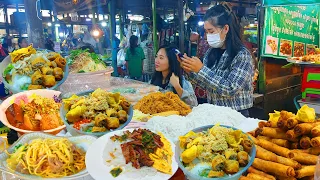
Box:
(170, 73), (180, 88)
(181, 54), (204, 73)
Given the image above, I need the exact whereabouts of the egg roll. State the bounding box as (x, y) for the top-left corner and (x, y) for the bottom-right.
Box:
(277, 118), (289, 130)
(311, 137), (320, 147)
(286, 117), (299, 129)
(241, 139), (253, 153)
(292, 152), (318, 165)
(277, 176), (297, 180)
(266, 120), (279, 128)
(247, 133), (259, 144)
(31, 71), (43, 85)
(292, 147), (320, 155)
(54, 57), (67, 68)
(257, 136), (272, 141)
(224, 160), (239, 174)
(256, 145), (301, 169)
(106, 117), (120, 129)
(41, 66), (53, 75)
(31, 57), (46, 67)
(42, 75), (56, 87)
(117, 110), (128, 124)
(285, 130), (300, 141)
(247, 167), (276, 180)
(94, 113), (108, 127)
(224, 149), (237, 160)
(211, 155), (225, 171)
(256, 127), (289, 140)
(296, 166), (316, 179)
(271, 139), (290, 148)
(239, 176), (254, 180)
(237, 151), (249, 167)
(311, 125), (320, 137)
(28, 85), (43, 90)
(252, 158), (295, 177)
(294, 122), (320, 136)
(291, 142), (300, 149)
(53, 67), (64, 81)
(301, 176), (314, 180)
(259, 121), (269, 128)
(300, 136), (312, 149)
(247, 173), (273, 180)
(257, 139), (294, 158)
(207, 170), (224, 178)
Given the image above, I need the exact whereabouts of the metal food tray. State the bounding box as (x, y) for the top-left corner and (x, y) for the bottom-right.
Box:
(286, 58), (320, 66)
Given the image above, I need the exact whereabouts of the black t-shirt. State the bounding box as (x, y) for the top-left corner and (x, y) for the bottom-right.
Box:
(207, 48), (226, 68)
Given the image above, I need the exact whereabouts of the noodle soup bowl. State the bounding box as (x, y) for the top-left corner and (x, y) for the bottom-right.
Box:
(176, 125), (256, 180)
(61, 90), (133, 137)
(0, 132), (97, 179)
(0, 89), (66, 135)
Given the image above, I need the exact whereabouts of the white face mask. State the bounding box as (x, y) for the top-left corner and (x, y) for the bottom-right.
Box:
(207, 30), (225, 48)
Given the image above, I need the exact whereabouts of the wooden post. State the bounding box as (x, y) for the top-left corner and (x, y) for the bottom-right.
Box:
(152, 0), (158, 52)
(178, 0), (185, 53)
(4, 3), (9, 35)
(24, 0), (45, 48)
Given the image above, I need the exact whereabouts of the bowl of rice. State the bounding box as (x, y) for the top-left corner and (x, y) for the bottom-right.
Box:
(176, 125), (256, 180)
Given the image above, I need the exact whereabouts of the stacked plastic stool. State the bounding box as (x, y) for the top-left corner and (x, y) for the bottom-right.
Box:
(301, 67), (320, 100)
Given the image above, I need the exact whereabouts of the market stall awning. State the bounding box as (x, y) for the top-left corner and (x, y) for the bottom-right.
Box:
(52, 0), (108, 14)
(263, 0), (320, 6)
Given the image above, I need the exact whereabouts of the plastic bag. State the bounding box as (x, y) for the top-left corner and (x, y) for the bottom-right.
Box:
(117, 49), (126, 66)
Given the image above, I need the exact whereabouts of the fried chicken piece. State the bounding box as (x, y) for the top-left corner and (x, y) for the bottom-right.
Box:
(40, 113), (62, 130)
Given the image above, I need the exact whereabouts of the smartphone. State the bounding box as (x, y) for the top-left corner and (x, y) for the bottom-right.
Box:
(174, 49), (183, 58)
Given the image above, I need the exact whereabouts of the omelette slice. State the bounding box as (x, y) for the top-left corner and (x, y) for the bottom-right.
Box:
(149, 133), (173, 174)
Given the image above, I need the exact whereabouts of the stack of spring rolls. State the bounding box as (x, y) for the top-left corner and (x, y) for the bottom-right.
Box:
(241, 109), (320, 180)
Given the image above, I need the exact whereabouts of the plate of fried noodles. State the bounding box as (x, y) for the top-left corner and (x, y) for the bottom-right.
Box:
(0, 132), (97, 179)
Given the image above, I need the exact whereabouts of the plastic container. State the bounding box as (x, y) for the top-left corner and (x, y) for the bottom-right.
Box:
(0, 52), (69, 94)
(60, 90), (133, 137)
(175, 125), (256, 180)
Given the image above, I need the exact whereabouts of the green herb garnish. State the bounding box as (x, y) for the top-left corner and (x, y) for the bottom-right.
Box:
(4, 63), (14, 76)
(200, 169), (211, 177)
(110, 167), (122, 177)
(78, 70), (85, 73)
(20, 84), (30, 90)
(13, 144), (23, 153)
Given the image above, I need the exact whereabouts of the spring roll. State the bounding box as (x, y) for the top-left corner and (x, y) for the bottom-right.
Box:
(300, 136), (312, 149)
(277, 177), (297, 180)
(311, 137), (320, 147)
(296, 166), (316, 178)
(241, 139), (253, 153)
(256, 127), (289, 139)
(256, 145), (301, 169)
(301, 176), (315, 180)
(257, 139), (294, 158)
(237, 151), (249, 167)
(294, 122), (320, 136)
(247, 173), (273, 180)
(290, 142), (300, 149)
(247, 167), (276, 180)
(292, 152), (318, 165)
(266, 120), (278, 128)
(311, 125), (320, 137)
(252, 158), (295, 177)
(257, 136), (272, 141)
(247, 133), (259, 144)
(271, 139), (290, 148)
(239, 176), (254, 180)
(286, 117), (299, 129)
(259, 121), (269, 128)
(277, 118), (289, 130)
(292, 147), (320, 155)
(285, 130), (300, 141)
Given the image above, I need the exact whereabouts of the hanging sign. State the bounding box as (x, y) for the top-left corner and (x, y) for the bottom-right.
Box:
(261, 5), (319, 59)
(263, 0), (320, 6)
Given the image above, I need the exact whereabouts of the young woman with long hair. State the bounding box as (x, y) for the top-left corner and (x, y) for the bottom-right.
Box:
(151, 46), (198, 107)
(181, 3), (254, 117)
(125, 35), (145, 80)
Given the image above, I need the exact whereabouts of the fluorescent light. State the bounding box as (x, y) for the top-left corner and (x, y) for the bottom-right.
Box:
(59, 32), (64, 37)
(101, 22), (107, 27)
(47, 22), (52, 27)
(249, 24), (255, 27)
(198, 21), (204, 26)
(86, 18), (91, 21)
(55, 24), (60, 27)
(66, 24), (71, 27)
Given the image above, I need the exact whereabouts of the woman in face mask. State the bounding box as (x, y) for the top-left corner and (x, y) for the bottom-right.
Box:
(181, 3), (254, 117)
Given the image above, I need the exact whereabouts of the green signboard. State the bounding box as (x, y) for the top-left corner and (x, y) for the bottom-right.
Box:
(262, 5), (319, 59)
(263, 0), (320, 6)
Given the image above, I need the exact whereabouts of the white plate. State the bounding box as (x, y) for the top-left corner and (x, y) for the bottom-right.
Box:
(86, 128), (178, 180)
(0, 132), (97, 179)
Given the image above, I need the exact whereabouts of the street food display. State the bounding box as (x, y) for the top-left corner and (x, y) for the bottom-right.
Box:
(177, 125), (254, 178)
(294, 43), (305, 57)
(134, 92), (191, 116)
(68, 49), (108, 73)
(63, 88), (131, 133)
(3, 46), (67, 93)
(244, 105), (319, 179)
